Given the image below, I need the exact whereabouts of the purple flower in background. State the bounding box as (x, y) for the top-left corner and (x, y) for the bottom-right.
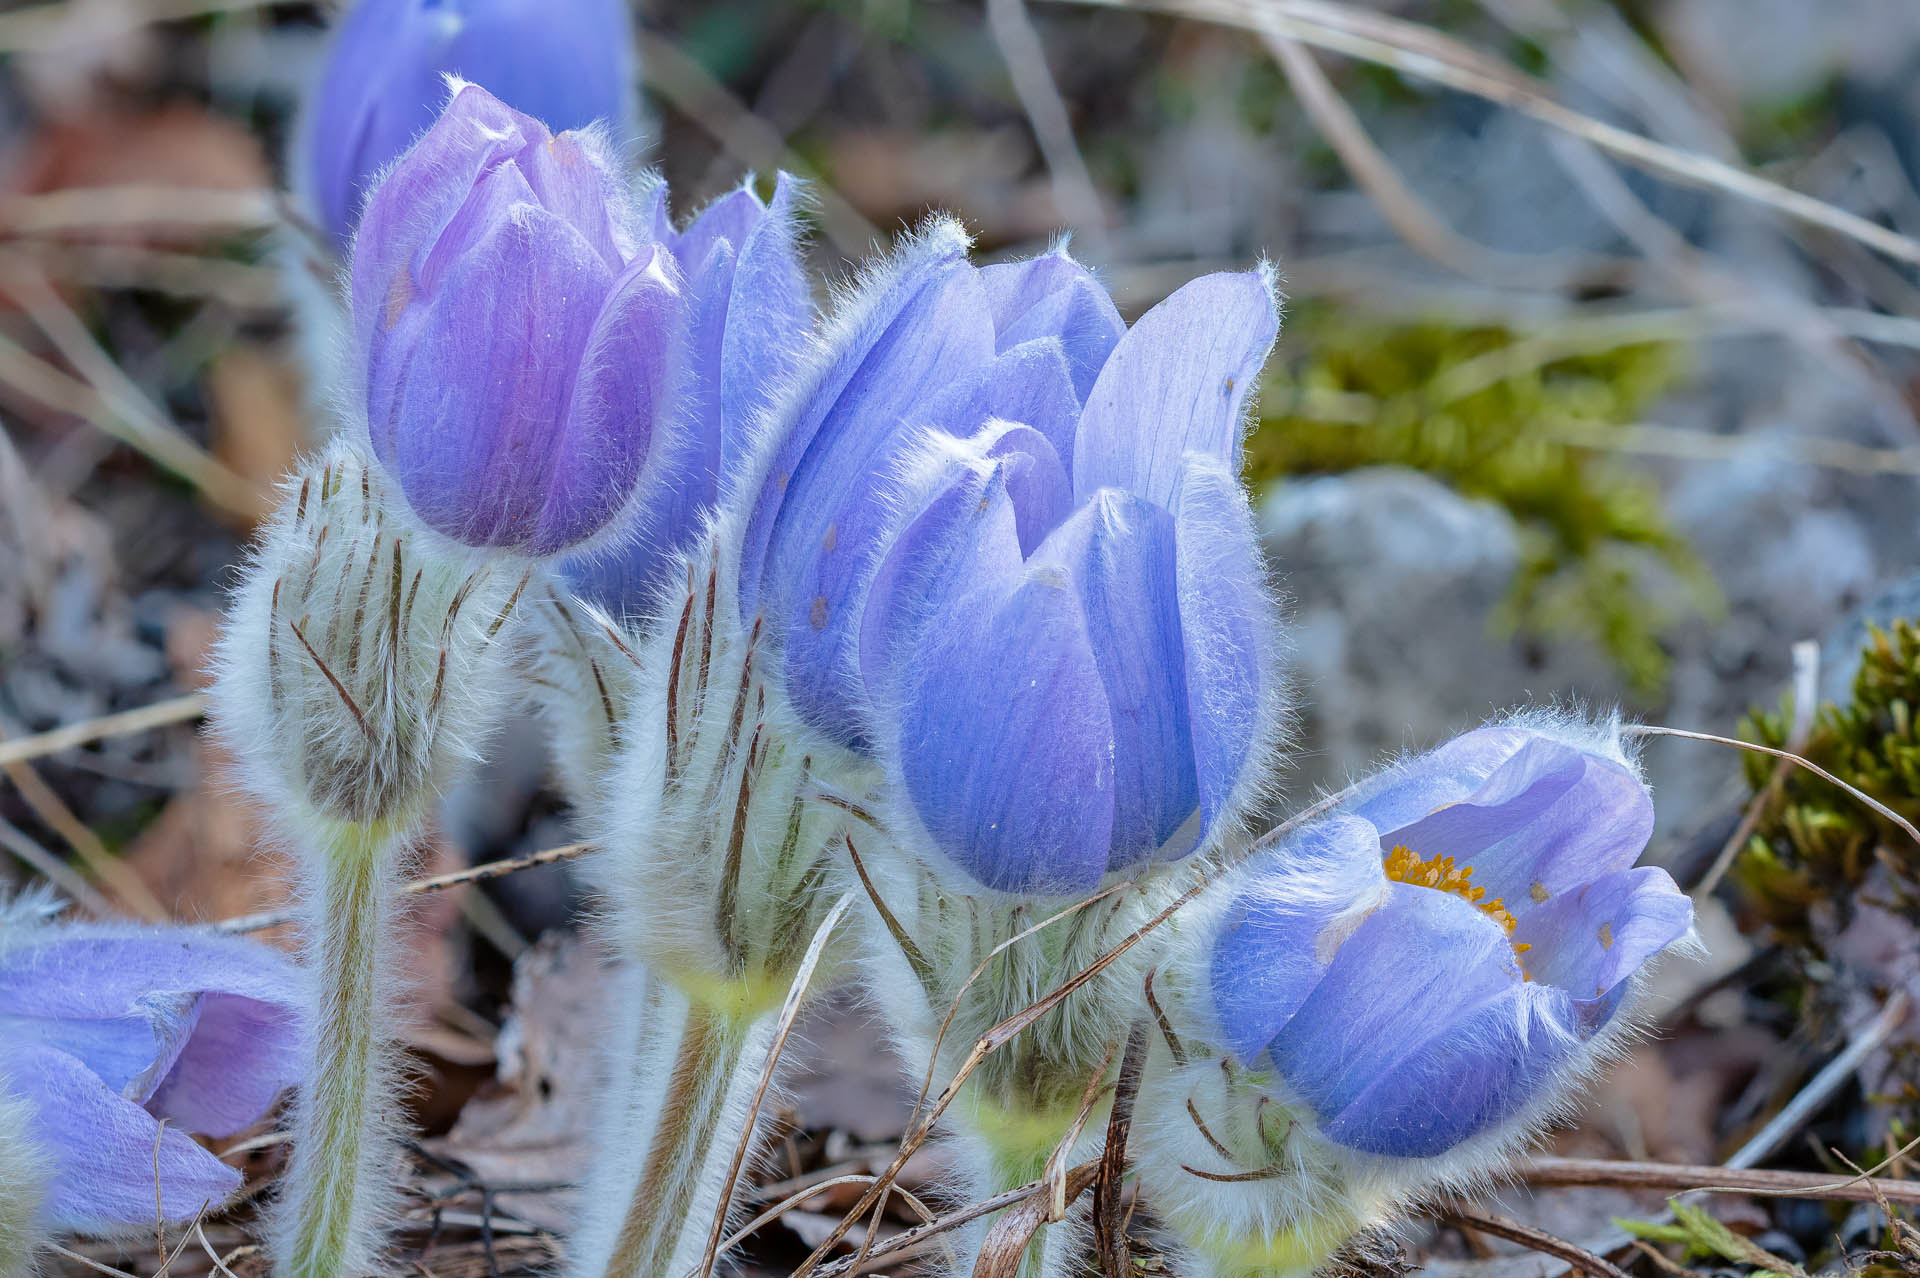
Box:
(564, 175), (812, 613)
(0, 915), (304, 1236)
(353, 84), (683, 557)
(1206, 720), (1692, 1159)
(303, 0), (634, 248)
(735, 221), (1282, 894)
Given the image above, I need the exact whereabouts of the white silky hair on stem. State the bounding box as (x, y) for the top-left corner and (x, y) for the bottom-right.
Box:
(208, 440), (531, 1274)
(563, 526), (872, 1278)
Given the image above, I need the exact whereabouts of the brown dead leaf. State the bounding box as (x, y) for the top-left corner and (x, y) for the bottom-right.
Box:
(206, 344), (305, 522)
(2, 102), (268, 248)
(431, 930), (609, 1231)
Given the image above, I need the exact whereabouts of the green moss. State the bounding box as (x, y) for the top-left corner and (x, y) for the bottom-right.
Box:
(1244, 304), (1711, 699)
(1736, 621), (1920, 937)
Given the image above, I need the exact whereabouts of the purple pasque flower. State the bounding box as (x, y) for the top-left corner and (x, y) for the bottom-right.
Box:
(0, 912), (305, 1236)
(1206, 719), (1693, 1160)
(736, 220), (1282, 895)
(352, 83), (683, 557)
(563, 175), (813, 614)
(303, 0), (635, 248)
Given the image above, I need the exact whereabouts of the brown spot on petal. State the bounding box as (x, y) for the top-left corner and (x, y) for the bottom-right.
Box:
(1597, 922), (1613, 950)
(822, 523), (837, 554)
(384, 271), (413, 330)
(1530, 881), (1548, 903)
(809, 596), (828, 630)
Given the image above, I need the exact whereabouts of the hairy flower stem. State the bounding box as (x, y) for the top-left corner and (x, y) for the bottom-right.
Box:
(274, 821), (405, 1278)
(570, 966), (775, 1278)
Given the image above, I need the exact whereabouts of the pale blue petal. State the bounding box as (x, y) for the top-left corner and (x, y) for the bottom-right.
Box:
(922, 338), (1082, 472)
(1385, 738), (1655, 918)
(1071, 270), (1277, 504)
(744, 229), (995, 742)
(978, 251), (1126, 402)
(1267, 885), (1524, 1124)
(889, 480), (1117, 894)
(1513, 865), (1693, 1007)
(1030, 490), (1196, 869)
(3, 1041), (243, 1236)
(1318, 981), (1581, 1157)
(1208, 816), (1387, 1061)
(1169, 453), (1272, 837)
(1344, 725), (1536, 835)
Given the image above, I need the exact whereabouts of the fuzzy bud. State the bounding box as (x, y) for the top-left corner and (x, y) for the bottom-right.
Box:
(213, 440), (529, 829)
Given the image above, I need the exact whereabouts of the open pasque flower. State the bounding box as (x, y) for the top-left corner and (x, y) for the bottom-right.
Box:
(0, 907), (303, 1240)
(303, 0), (634, 248)
(1136, 717), (1694, 1277)
(353, 83), (681, 557)
(739, 222), (1284, 896)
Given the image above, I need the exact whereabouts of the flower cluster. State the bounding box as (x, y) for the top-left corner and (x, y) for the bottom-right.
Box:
(107, 47), (1722, 1278)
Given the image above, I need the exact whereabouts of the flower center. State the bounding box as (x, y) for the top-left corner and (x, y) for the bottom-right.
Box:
(1382, 845), (1530, 954)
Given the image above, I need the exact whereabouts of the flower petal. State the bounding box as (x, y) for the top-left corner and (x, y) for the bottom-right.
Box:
(0, 929), (303, 1120)
(1384, 737), (1655, 918)
(1071, 270), (1277, 505)
(541, 243), (683, 556)
(1208, 816), (1389, 1062)
(1317, 981), (1581, 1157)
(718, 174), (812, 484)
(1030, 490), (1197, 869)
(886, 477), (1117, 894)
(923, 338), (1082, 474)
(348, 83), (538, 333)
(2, 1041), (242, 1236)
(744, 222), (995, 742)
(1169, 453), (1275, 839)
(978, 251), (1126, 402)
(371, 208), (614, 550)
(980, 421), (1072, 556)
(1344, 724), (1535, 835)
(145, 990), (304, 1138)
(307, 1), (634, 247)
(1513, 865), (1693, 1009)
(1267, 884), (1524, 1126)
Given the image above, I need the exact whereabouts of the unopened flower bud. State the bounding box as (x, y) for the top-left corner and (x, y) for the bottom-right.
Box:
(214, 440), (529, 829)
(302, 0), (636, 249)
(353, 84), (683, 557)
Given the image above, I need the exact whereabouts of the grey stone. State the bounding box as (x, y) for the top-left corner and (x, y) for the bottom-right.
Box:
(1259, 467), (1624, 802)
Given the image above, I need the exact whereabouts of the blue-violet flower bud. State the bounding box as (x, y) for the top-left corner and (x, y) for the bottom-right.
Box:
(303, 0), (635, 248)
(737, 221), (1283, 895)
(0, 901), (304, 1239)
(353, 83), (682, 557)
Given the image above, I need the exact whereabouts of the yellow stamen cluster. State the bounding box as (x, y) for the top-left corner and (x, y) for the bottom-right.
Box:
(1382, 845), (1530, 953)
